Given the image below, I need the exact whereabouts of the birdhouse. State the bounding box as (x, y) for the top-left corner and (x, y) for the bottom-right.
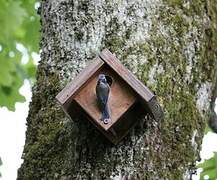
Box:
(56, 49), (163, 144)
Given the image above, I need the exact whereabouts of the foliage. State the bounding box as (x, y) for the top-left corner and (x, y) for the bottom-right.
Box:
(198, 152), (217, 180)
(0, 0), (39, 111)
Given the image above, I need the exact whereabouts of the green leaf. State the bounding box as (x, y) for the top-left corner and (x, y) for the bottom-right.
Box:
(0, 47), (27, 110)
(0, 74), (25, 111)
(17, 1), (40, 52)
(0, 54), (15, 86)
(18, 14), (40, 52)
(23, 56), (37, 81)
(0, 0), (27, 44)
(0, 0), (39, 110)
(198, 152), (217, 180)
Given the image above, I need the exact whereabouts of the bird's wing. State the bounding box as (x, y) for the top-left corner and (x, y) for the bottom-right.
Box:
(96, 84), (102, 100)
(96, 82), (110, 103)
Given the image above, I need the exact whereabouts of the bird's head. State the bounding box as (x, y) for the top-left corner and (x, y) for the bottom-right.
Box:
(98, 74), (107, 83)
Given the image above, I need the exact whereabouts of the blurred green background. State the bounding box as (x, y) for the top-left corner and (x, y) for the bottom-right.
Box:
(0, 0), (39, 111)
(0, 0), (216, 179)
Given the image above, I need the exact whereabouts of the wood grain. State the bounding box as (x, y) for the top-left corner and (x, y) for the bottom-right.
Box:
(74, 66), (137, 131)
(56, 57), (104, 105)
(99, 49), (154, 102)
(55, 49), (157, 144)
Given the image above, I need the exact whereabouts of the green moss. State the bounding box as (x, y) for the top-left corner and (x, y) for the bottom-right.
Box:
(105, 35), (125, 52)
(19, 0), (217, 179)
(166, 0), (183, 7)
(74, 29), (84, 41)
(117, 0), (216, 178)
(18, 73), (71, 179)
(104, 17), (126, 53)
(138, 0), (216, 178)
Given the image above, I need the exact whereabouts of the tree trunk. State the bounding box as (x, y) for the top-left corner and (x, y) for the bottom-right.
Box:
(18, 0), (217, 179)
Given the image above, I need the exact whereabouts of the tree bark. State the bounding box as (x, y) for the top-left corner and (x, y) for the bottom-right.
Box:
(18, 0), (217, 179)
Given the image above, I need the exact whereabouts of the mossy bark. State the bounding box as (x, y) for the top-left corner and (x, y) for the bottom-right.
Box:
(18, 0), (217, 179)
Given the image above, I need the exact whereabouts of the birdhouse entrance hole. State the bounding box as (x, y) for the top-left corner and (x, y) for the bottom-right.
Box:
(105, 75), (113, 87)
(56, 49), (164, 144)
(72, 64), (137, 131)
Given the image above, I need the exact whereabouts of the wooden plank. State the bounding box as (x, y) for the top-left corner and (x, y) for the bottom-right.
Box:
(72, 100), (119, 144)
(56, 57), (104, 105)
(74, 66), (137, 131)
(73, 100), (143, 145)
(111, 101), (145, 144)
(99, 49), (154, 102)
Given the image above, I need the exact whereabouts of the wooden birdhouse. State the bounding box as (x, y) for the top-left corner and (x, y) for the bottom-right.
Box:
(56, 49), (163, 144)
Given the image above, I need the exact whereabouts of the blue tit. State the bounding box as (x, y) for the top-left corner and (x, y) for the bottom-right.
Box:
(96, 74), (110, 124)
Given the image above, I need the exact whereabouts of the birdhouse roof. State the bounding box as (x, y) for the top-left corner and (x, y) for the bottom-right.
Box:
(56, 49), (154, 106)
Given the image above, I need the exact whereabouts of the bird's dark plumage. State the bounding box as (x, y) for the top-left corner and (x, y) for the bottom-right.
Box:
(96, 74), (110, 124)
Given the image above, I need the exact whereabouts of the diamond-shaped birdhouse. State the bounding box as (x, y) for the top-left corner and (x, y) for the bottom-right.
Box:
(56, 49), (163, 144)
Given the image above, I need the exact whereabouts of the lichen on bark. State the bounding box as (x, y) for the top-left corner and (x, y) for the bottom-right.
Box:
(18, 0), (217, 179)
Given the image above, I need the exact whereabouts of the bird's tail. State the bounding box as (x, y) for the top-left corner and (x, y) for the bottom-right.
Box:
(102, 103), (110, 120)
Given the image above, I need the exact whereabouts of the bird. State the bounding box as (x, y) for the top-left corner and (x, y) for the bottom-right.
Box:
(96, 74), (110, 124)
